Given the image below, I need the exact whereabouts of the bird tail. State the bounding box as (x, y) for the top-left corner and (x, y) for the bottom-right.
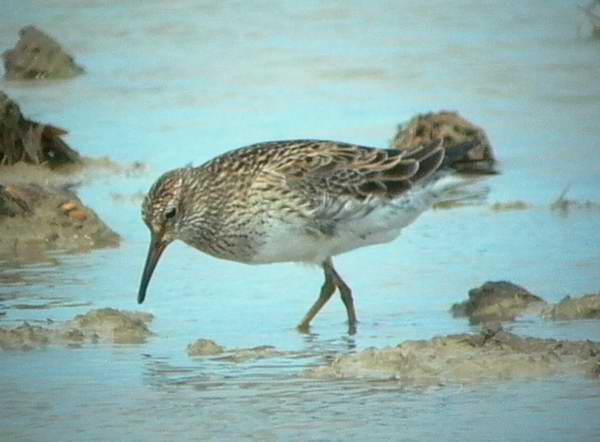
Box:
(426, 173), (489, 208)
(440, 139), (480, 169)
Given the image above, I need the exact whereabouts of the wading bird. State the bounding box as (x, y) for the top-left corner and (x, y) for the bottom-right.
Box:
(138, 139), (479, 333)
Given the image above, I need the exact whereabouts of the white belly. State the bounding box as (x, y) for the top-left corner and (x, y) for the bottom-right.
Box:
(251, 193), (431, 265)
(249, 173), (480, 265)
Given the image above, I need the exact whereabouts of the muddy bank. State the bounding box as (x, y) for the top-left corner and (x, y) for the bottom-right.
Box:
(3, 26), (84, 80)
(0, 183), (119, 257)
(451, 281), (547, 324)
(0, 308), (153, 350)
(0, 93), (131, 260)
(306, 329), (600, 385)
(543, 294), (600, 320)
(187, 338), (287, 362)
(391, 111), (496, 174)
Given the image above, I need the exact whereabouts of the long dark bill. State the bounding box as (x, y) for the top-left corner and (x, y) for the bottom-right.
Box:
(138, 232), (168, 304)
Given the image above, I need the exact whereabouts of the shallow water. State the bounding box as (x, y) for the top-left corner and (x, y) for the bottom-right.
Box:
(2, 1), (600, 440)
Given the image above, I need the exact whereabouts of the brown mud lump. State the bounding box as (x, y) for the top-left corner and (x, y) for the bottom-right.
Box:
(451, 281), (547, 324)
(3, 26), (84, 80)
(0, 322), (51, 350)
(0, 183), (120, 257)
(1, 309), (154, 350)
(73, 308), (154, 344)
(544, 293), (600, 320)
(187, 339), (225, 356)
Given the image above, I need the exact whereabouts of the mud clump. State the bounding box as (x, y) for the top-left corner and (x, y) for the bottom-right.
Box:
(0, 323), (51, 350)
(187, 339), (287, 362)
(306, 329), (600, 385)
(218, 346), (287, 363)
(392, 111), (496, 174)
(187, 339), (225, 356)
(0, 183), (120, 256)
(451, 281), (547, 324)
(0, 308), (154, 350)
(543, 294), (600, 320)
(73, 308), (154, 344)
(3, 26), (84, 80)
(1, 91), (81, 168)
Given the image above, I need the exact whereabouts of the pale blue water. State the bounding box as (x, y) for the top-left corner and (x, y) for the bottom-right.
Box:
(1, 1), (600, 440)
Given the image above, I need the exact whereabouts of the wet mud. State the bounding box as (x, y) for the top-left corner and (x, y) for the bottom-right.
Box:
(550, 195), (600, 215)
(490, 201), (531, 212)
(306, 328), (600, 385)
(3, 26), (84, 80)
(0, 183), (120, 258)
(187, 338), (225, 356)
(452, 282), (600, 324)
(0, 308), (153, 350)
(487, 197), (600, 214)
(0, 93), (148, 262)
(451, 281), (547, 324)
(543, 294), (600, 320)
(187, 338), (288, 362)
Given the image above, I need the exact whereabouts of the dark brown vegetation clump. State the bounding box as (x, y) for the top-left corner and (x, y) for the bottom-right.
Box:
(0, 91), (81, 168)
(392, 111), (496, 174)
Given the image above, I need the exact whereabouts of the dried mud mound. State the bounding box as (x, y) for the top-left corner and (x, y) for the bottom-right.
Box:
(306, 330), (600, 385)
(0, 183), (120, 255)
(3, 26), (84, 80)
(392, 111), (496, 174)
(451, 281), (547, 324)
(544, 294), (600, 320)
(0, 308), (154, 350)
(1, 91), (81, 168)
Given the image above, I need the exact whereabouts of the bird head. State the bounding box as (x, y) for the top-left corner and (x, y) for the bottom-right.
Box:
(138, 169), (187, 304)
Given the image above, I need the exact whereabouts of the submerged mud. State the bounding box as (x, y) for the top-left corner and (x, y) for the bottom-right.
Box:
(187, 338), (288, 362)
(0, 308), (153, 350)
(306, 329), (600, 385)
(490, 201), (531, 212)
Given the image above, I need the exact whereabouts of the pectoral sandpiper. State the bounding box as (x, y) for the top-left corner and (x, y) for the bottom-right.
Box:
(137, 139), (479, 333)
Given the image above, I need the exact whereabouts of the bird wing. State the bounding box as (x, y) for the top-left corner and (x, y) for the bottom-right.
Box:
(255, 139), (445, 225)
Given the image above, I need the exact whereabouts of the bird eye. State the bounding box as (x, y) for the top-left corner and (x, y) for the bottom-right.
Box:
(165, 207), (177, 220)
